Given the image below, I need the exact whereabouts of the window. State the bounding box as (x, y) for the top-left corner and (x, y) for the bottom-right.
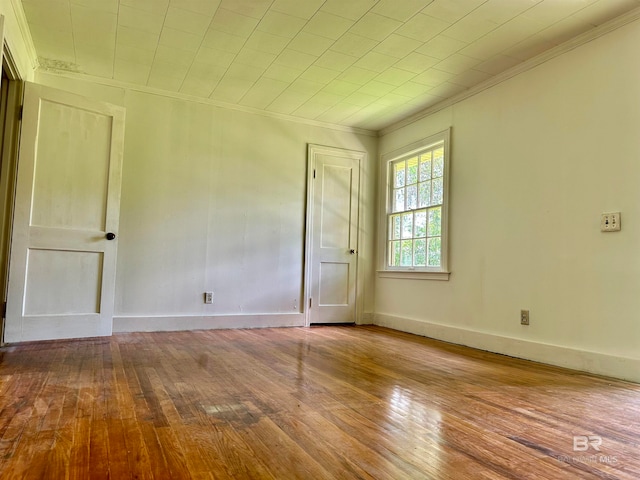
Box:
(379, 129), (450, 279)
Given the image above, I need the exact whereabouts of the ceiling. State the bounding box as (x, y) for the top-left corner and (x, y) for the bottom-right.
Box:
(20, 0), (640, 131)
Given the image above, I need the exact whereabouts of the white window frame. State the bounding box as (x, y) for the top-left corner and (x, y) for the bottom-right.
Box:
(377, 129), (451, 280)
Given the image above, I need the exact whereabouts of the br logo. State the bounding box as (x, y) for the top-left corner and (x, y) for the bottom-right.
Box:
(573, 435), (602, 451)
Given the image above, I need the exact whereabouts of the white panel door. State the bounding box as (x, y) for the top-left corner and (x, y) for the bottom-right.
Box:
(4, 82), (125, 342)
(307, 145), (362, 324)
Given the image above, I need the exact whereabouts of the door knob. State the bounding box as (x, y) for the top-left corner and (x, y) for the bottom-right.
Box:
(106, 232), (116, 240)
(350, 249), (355, 254)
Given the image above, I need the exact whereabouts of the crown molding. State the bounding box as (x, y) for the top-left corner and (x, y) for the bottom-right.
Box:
(36, 69), (378, 138)
(379, 5), (640, 137)
(8, 0), (38, 73)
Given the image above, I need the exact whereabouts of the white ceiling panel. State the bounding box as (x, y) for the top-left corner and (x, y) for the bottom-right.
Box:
(158, 27), (203, 52)
(155, 45), (197, 67)
(375, 68), (418, 86)
(372, 0), (428, 22)
(416, 35), (469, 60)
(263, 64), (304, 83)
(422, 0), (490, 23)
(330, 33), (378, 58)
(219, 0), (271, 19)
(120, 0), (168, 15)
(115, 44), (155, 66)
(271, 0), (324, 20)
(399, 14), (451, 42)
(374, 34), (422, 58)
(315, 103), (363, 124)
(320, 0), (377, 21)
(300, 66), (340, 84)
(353, 51), (398, 73)
(274, 49), (318, 70)
(349, 13), (403, 41)
(314, 50), (358, 71)
(394, 52), (440, 73)
(164, 7), (211, 36)
(114, 58), (151, 83)
(71, 0), (119, 14)
(245, 30), (291, 55)
(24, 0), (640, 131)
(116, 25), (159, 51)
(201, 29), (245, 53)
(235, 48), (277, 70)
(257, 11), (306, 38)
(303, 11), (354, 39)
(266, 90), (313, 114)
(117, 4), (165, 35)
(323, 80), (361, 96)
(210, 8), (259, 37)
(22, 0), (72, 31)
(169, 0), (221, 17)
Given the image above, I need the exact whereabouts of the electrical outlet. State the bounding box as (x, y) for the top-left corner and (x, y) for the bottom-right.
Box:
(601, 212), (621, 232)
(204, 292), (214, 304)
(520, 310), (530, 325)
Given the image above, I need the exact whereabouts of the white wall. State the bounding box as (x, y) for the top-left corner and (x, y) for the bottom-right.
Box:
(36, 72), (377, 331)
(376, 19), (640, 382)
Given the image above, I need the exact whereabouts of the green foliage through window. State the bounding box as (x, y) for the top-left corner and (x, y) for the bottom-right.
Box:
(388, 144), (445, 269)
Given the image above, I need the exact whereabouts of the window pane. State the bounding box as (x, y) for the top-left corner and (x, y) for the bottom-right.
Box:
(433, 148), (444, 178)
(419, 153), (431, 181)
(390, 241), (401, 266)
(406, 185), (417, 210)
(414, 239), (426, 266)
(407, 157), (418, 185)
(432, 177), (443, 205)
(394, 161), (406, 187)
(428, 207), (441, 237)
(401, 213), (413, 239)
(415, 210), (426, 238)
(393, 188), (405, 212)
(391, 214), (401, 240)
(401, 240), (413, 266)
(386, 134), (447, 271)
(418, 182), (430, 208)
(428, 237), (441, 267)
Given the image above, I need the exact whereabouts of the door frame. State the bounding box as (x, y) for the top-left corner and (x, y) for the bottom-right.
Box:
(303, 144), (365, 327)
(0, 40), (24, 345)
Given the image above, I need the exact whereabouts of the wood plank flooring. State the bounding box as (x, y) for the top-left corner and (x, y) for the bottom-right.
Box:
(0, 325), (638, 479)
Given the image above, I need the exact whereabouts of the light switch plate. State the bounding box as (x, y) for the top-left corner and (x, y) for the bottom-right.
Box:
(601, 212), (621, 232)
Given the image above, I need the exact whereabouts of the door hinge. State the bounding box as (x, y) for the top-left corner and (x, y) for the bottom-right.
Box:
(18, 106), (23, 121)
(2, 301), (6, 318)
(309, 297), (312, 309)
(313, 169), (316, 179)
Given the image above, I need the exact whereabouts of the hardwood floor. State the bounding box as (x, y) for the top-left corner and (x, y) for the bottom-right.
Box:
(0, 326), (638, 479)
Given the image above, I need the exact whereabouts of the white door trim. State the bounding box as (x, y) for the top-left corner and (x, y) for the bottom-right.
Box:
(304, 144), (364, 326)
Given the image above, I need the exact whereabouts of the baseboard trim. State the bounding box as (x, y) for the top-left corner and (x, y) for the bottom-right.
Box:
(374, 314), (640, 384)
(113, 313), (305, 333)
(358, 312), (374, 325)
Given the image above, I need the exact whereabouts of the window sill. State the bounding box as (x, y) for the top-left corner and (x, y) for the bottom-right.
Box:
(377, 270), (450, 281)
